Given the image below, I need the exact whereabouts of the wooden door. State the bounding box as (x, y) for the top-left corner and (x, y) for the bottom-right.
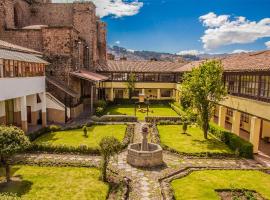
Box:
(5, 100), (14, 125)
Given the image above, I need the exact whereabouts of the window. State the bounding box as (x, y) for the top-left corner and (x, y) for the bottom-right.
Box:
(144, 73), (158, 82)
(37, 94), (42, 103)
(240, 113), (249, 123)
(226, 108), (233, 117)
(161, 89), (172, 97)
(225, 74), (239, 94)
(240, 75), (259, 96)
(260, 75), (270, 99)
(113, 73), (127, 81)
(133, 89), (140, 97)
(135, 73), (144, 81)
(160, 74), (175, 82)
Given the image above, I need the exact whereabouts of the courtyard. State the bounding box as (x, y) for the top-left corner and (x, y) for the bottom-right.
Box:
(104, 103), (179, 120)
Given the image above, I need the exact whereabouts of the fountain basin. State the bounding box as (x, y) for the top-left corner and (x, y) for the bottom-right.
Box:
(127, 143), (163, 167)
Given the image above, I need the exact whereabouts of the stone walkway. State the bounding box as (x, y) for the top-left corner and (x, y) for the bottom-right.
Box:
(12, 153), (101, 168)
(108, 122), (264, 200)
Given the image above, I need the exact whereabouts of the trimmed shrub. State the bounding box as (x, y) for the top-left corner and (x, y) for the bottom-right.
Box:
(28, 125), (61, 141)
(145, 116), (181, 123)
(95, 107), (104, 117)
(209, 122), (253, 158)
(94, 100), (107, 108)
(170, 102), (197, 122)
(27, 143), (100, 155)
(93, 115), (138, 122)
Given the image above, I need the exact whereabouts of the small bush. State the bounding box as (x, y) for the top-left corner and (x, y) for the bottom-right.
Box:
(95, 107), (104, 116)
(82, 125), (88, 137)
(94, 100), (107, 108)
(209, 123), (253, 158)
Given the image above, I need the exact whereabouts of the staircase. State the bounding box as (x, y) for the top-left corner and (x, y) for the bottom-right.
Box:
(254, 152), (270, 167)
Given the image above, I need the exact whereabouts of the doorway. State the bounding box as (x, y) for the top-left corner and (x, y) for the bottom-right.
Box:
(27, 106), (31, 123)
(5, 99), (14, 125)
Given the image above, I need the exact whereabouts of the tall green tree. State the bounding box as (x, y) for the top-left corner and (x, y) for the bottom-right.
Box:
(99, 136), (121, 182)
(181, 60), (227, 139)
(0, 126), (30, 182)
(126, 72), (136, 101)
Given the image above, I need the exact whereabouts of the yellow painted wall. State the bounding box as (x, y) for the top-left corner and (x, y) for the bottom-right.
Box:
(262, 121), (270, 138)
(220, 95), (270, 121)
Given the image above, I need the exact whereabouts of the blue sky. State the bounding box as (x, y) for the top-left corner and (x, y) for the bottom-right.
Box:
(100, 0), (270, 54)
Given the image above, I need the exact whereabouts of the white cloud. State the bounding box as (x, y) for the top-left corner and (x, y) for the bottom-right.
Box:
(232, 49), (252, 54)
(127, 49), (135, 53)
(53, 0), (143, 18)
(200, 12), (270, 50)
(199, 12), (229, 28)
(177, 50), (203, 56)
(91, 0), (143, 18)
(115, 41), (121, 45)
(265, 41), (270, 49)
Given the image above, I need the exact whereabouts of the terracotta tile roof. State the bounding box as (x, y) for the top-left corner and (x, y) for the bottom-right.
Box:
(97, 60), (186, 73)
(0, 40), (41, 55)
(177, 50), (270, 72)
(70, 69), (109, 82)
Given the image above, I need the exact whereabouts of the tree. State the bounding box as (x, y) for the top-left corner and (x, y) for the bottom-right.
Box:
(99, 136), (121, 182)
(181, 60), (227, 139)
(0, 126), (30, 182)
(126, 72), (136, 101)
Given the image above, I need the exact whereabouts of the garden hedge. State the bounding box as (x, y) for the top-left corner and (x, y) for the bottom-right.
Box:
(92, 115), (138, 122)
(145, 116), (181, 123)
(209, 122), (253, 158)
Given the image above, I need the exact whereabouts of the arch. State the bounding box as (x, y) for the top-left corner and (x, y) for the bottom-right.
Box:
(13, 2), (23, 28)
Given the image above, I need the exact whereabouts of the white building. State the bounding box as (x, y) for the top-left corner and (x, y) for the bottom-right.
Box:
(0, 40), (48, 132)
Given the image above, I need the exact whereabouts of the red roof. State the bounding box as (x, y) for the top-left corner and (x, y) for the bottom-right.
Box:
(70, 70), (108, 82)
(177, 50), (270, 72)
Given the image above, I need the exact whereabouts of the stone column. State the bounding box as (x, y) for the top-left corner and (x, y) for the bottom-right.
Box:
(41, 92), (47, 128)
(218, 106), (226, 128)
(20, 96), (27, 132)
(172, 89), (176, 99)
(90, 85), (94, 114)
(231, 110), (241, 136)
(250, 117), (261, 154)
(142, 88), (145, 95)
(157, 89), (161, 99)
(30, 95), (38, 126)
(109, 88), (114, 101)
(0, 101), (6, 125)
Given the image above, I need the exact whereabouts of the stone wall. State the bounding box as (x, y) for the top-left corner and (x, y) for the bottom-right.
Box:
(0, 29), (43, 51)
(29, 3), (73, 26)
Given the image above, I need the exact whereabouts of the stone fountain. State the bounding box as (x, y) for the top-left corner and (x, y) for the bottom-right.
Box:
(127, 124), (163, 167)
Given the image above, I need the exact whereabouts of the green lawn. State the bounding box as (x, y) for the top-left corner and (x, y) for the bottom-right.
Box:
(171, 170), (270, 200)
(158, 125), (233, 154)
(105, 104), (179, 120)
(34, 125), (126, 148)
(0, 166), (108, 200)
